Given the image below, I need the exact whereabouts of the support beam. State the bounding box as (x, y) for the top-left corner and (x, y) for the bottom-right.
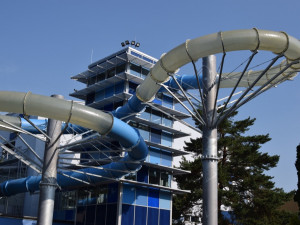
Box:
(202, 56), (218, 225)
(37, 95), (63, 225)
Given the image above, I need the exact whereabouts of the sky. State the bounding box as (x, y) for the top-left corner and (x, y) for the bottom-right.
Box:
(1, 0), (300, 191)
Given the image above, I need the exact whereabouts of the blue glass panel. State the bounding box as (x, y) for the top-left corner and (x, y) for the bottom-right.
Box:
(149, 147), (161, 164)
(136, 187), (148, 206)
(85, 205), (96, 225)
(65, 209), (75, 221)
(138, 129), (149, 141)
(152, 98), (162, 105)
(140, 111), (150, 120)
(115, 82), (124, 94)
(147, 207), (159, 225)
(137, 166), (148, 183)
(159, 191), (171, 210)
(103, 103), (113, 112)
(162, 116), (173, 127)
(53, 210), (64, 221)
(129, 63), (141, 77)
(135, 206), (147, 225)
(162, 95), (173, 108)
(150, 129), (161, 144)
(161, 132), (172, 147)
(121, 204), (134, 225)
(151, 111), (162, 124)
(95, 90), (105, 101)
(148, 188), (159, 208)
(161, 151), (172, 167)
(105, 86), (114, 98)
(159, 209), (170, 225)
(122, 184), (135, 204)
(76, 206), (86, 225)
(106, 204), (117, 225)
(108, 183), (118, 203)
(95, 204), (106, 225)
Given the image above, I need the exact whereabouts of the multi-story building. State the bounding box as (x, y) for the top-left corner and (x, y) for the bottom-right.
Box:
(0, 46), (192, 225)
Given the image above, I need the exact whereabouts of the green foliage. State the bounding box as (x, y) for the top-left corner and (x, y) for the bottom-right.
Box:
(173, 112), (293, 224)
(294, 144), (300, 214)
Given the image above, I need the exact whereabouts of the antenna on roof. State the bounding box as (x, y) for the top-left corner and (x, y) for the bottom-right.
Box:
(90, 49), (94, 63)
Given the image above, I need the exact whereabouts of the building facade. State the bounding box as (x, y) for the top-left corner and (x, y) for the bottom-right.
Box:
(0, 47), (192, 225)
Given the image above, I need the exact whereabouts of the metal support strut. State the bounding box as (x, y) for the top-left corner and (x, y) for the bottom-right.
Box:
(202, 56), (218, 225)
(37, 95), (63, 225)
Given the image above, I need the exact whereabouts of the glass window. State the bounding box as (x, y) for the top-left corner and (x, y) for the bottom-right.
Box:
(141, 67), (149, 79)
(87, 76), (96, 86)
(135, 206), (147, 225)
(149, 147), (161, 164)
(160, 171), (171, 187)
(61, 191), (76, 210)
(129, 63), (141, 77)
(86, 92), (95, 105)
(107, 183), (118, 203)
(85, 205), (96, 225)
(136, 188), (148, 206)
(138, 128), (149, 141)
(161, 131), (172, 147)
(161, 151), (172, 167)
(107, 67), (115, 78)
(149, 168), (160, 185)
(95, 205), (106, 225)
(137, 166), (148, 183)
(105, 86), (114, 98)
(95, 90), (105, 101)
(151, 110), (162, 124)
(150, 128), (161, 144)
(147, 208), (159, 225)
(160, 209), (171, 224)
(122, 184), (135, 204)
(159, 191), (172, 210)
(129, 82), (138, 94)
(162, 94), (173, 108)
(95, 187), (107, 204)
(96, 72), (105, 82)
(148, 189), (159, 208)
(116, 63), (126, 74)
(114, 82), (124, 94)
(162, 115), (173, 127)
(77, 189), (89, 206)
(121, 204), (134, 225)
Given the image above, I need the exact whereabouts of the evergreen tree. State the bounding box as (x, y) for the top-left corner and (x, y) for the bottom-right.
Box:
(173, 111), (292, 225)
(294, 144), (300, 214)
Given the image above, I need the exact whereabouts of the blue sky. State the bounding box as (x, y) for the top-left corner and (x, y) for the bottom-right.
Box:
(1, 0), (300, 191)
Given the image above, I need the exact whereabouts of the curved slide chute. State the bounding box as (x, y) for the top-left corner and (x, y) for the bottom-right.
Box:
(0, 91), (148, 196)
(0, 29), (300, 196)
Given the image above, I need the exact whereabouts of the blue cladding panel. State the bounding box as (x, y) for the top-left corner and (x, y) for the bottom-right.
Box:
(108, 183), (118, 203)
(95, 90), (105, 101)
(148, 207), (159, 225)
(95, 204), (106, 225)
(161, 151), (172, 167)
(159, 209), (170, 225)
(123, 184), (135, 204)
(65, 209), (75, 221)
(136, 187), (148, 206)
(149, 147), (161, 164)
(148, 188), (159, 208)
(121, 204), (134, 225)
(106, 204), (117, 225)
(76, 206), (86, 225)
(152, 99), (162, 105)
(115, 82), (124, 94)
(137, 166), (148, 183)
(135, 206), (147, 225)
(85, 205), (96, 225)
(159, 191), (171, 210)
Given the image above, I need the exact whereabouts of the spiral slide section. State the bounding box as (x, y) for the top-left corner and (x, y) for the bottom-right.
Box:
(0, 29), (300, 196)
(0, 91), (148, 196)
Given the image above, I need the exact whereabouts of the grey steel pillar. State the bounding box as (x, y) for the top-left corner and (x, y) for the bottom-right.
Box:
(202, 56), (218, 225)
(37, 95), (63, 225)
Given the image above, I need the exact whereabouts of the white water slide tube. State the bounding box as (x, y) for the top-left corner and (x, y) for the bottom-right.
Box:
(0, 29), (300, 196)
